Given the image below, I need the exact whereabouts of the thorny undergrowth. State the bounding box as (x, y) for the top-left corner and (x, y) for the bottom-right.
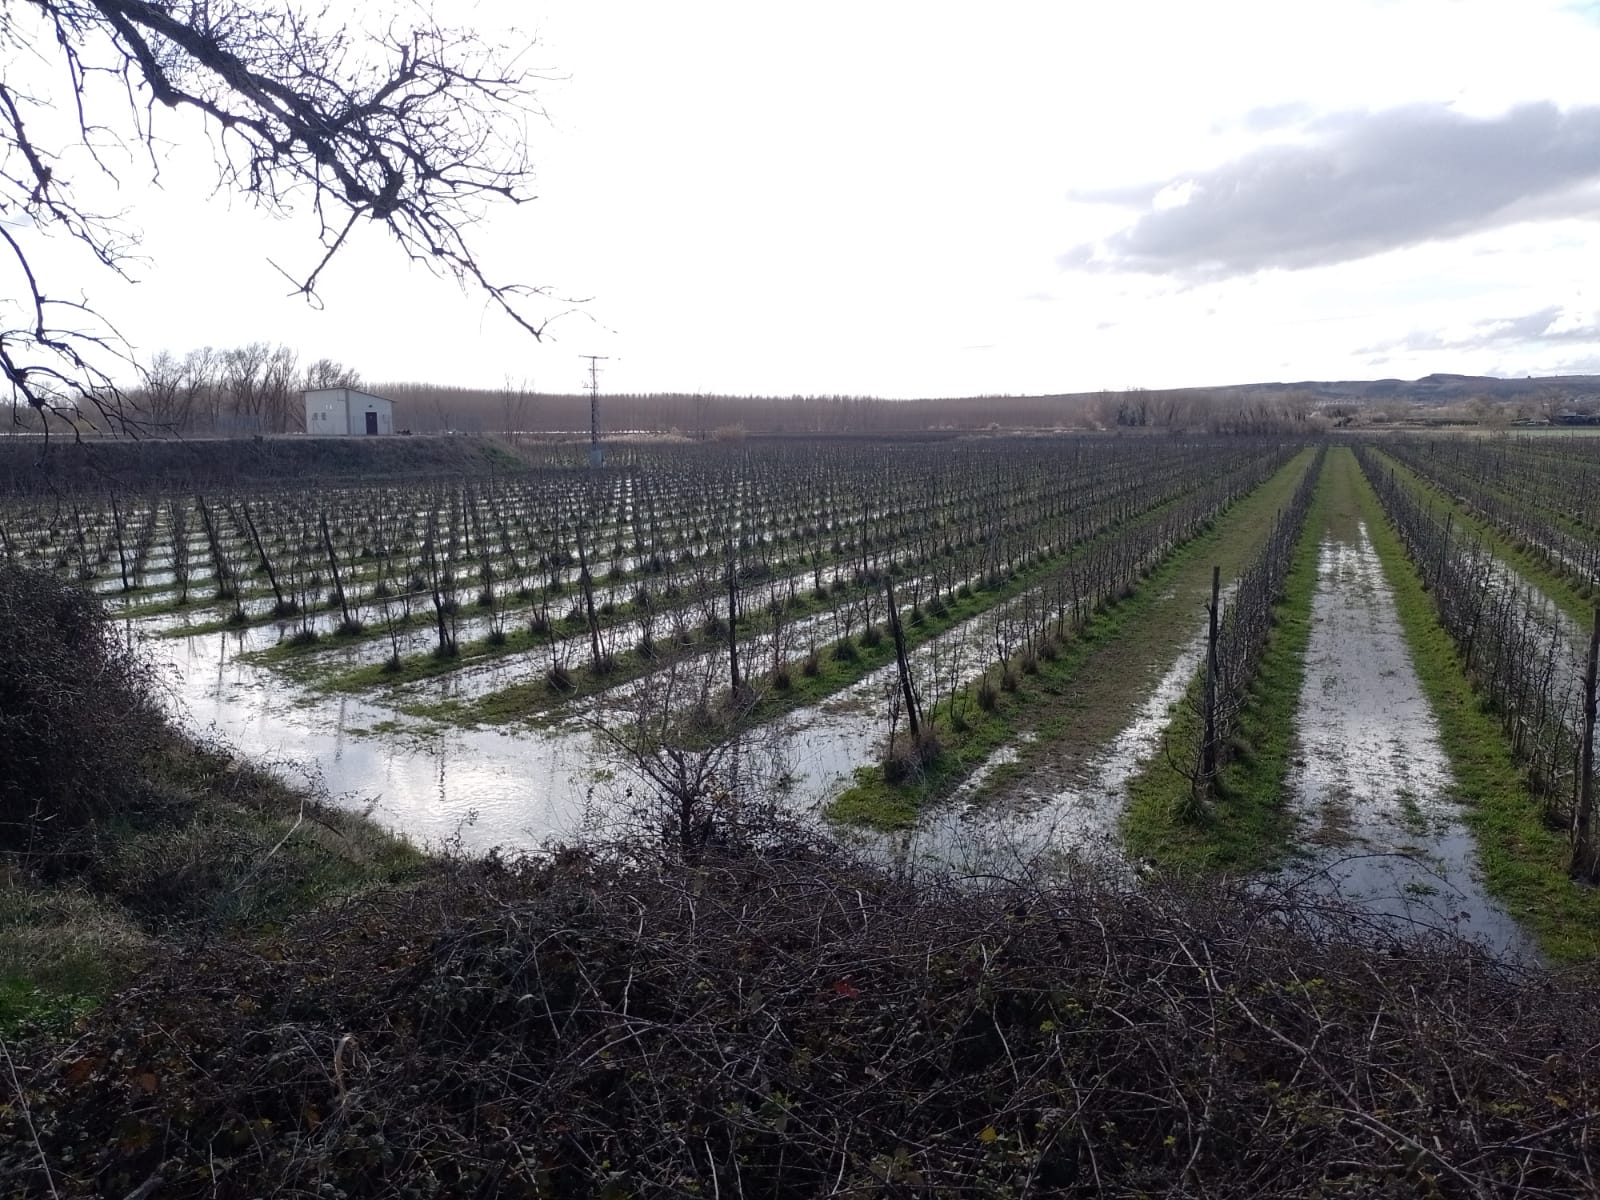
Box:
(2, 836), (1596, 1199)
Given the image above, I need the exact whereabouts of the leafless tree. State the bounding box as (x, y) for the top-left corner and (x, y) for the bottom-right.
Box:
(136, 349), (186, 428)
(304, 357), (362, 391)
(219, 341), (270, 427)
(181, 345), (219, 429)
(260, 342), (299, 432)
(3, 0), (563, 433)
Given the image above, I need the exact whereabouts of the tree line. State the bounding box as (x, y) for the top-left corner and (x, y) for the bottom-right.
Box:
(6, 344), (1326, 438)
(129, 346), (364, 435)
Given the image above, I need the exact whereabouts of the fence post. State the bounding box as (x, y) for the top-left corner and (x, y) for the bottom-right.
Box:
(1202, 565), (1221, 784)
(1571, 608), (1600, 882)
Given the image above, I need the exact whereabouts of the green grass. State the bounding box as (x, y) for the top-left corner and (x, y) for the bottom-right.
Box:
(0, 885), (145, 1038)
(829, 589), (1158, 829)
(1351, 452), (1600, 962)
(436, 545), (1095, 730)
(1372, 448), (1600, 629)
(1, 738), (426, 1037)
(827, 451), (1318, 830)
(1121, 454), (1329, 870)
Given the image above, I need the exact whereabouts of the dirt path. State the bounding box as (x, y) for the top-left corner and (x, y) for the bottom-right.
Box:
(1273, 450), (1535, 960)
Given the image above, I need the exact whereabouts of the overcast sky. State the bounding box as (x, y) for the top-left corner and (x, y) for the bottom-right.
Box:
(36, 0), (1600, 397)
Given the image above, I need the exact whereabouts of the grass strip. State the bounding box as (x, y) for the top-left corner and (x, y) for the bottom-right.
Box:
(1352, 450), (1600, 962)
(1372, 447), (1599, 630)
(421, 527), (1127, 729)
(1120, 450), (1330, 870)
(827, 450), (1317, 830)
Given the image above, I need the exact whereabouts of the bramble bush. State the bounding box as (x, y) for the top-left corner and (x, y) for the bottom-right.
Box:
(0, 564), (166, 864)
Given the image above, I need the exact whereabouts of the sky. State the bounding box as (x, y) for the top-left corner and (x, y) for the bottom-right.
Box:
(19, 0), (1600, 398)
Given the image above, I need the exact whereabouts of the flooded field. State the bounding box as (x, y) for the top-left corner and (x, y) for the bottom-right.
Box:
(47, 438), (1593, 963)
(139, 623), (600, 852)
(1277, 519), (1535, 959)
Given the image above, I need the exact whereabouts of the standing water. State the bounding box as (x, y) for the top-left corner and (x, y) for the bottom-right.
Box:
(1277, 521), (1537, 960)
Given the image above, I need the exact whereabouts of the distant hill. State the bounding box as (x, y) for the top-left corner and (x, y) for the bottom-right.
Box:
(1205, 373), (1600, 407)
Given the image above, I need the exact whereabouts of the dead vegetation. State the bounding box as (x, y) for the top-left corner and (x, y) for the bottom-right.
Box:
(2, 834), (1596, 1198)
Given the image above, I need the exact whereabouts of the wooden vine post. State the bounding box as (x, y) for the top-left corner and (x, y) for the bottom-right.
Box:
(1201, 565), (1221, 785)
(725, 532), (741, 697)
(1572, 607), (1600, 883)
(885, 574), (922, 739)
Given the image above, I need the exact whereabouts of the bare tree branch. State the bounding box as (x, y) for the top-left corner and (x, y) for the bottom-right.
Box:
(3, 0), (561, 435)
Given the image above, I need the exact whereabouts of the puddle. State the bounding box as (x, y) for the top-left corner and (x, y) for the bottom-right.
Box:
(868, 599), (1225, 875)
(136, 624), (607, 852)
(1276, 522), (1537, 961)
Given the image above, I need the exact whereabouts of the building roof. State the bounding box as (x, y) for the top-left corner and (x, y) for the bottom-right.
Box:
(303, 387), (394, 406)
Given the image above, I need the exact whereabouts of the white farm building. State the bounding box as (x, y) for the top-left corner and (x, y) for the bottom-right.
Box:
(304, 387), (395, 436)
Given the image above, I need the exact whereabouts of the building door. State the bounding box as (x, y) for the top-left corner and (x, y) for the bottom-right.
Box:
(365, 411), (379, 436)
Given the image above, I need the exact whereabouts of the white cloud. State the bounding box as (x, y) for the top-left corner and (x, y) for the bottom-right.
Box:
(15, 0), (1600, 397)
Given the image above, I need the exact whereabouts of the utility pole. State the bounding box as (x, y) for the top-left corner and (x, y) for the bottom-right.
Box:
(580, 354), (608, 467)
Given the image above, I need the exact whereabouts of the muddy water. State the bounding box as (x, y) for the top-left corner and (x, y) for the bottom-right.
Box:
(128, 534), (1102, 856)
(135, 623), (605, 853)
(875, 593), (1234, 875)
(1278, 523), (1537, 960)
(129, 573), (1004, 854)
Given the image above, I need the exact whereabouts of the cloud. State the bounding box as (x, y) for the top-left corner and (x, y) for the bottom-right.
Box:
(1062, 103), (1600, 278)
(1362, 305), (1600, 354)
(1238, 102), (1315, 133)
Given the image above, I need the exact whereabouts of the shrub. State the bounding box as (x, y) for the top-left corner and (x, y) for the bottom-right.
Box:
(801, 649), (822, 677)
(0, 565), (166, 859)
(11, 850), (1586, 1198)
(882, 730), (941, 784)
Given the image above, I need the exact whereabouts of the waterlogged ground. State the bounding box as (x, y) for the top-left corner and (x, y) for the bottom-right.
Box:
(861, 616), (1218, 876)
(1276, 518), (1537, 960)
(123, 453), (1307, 858)
(117, 447), (1543, 963)
(136, 623), (604, 852)
(130, 579), (1015, 852)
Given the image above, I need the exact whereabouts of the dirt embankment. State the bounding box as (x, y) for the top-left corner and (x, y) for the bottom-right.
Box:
(0, 434), (534, 493)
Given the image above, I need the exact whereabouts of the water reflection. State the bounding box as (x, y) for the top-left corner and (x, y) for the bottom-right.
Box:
(1277, 524), (1537, 962)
